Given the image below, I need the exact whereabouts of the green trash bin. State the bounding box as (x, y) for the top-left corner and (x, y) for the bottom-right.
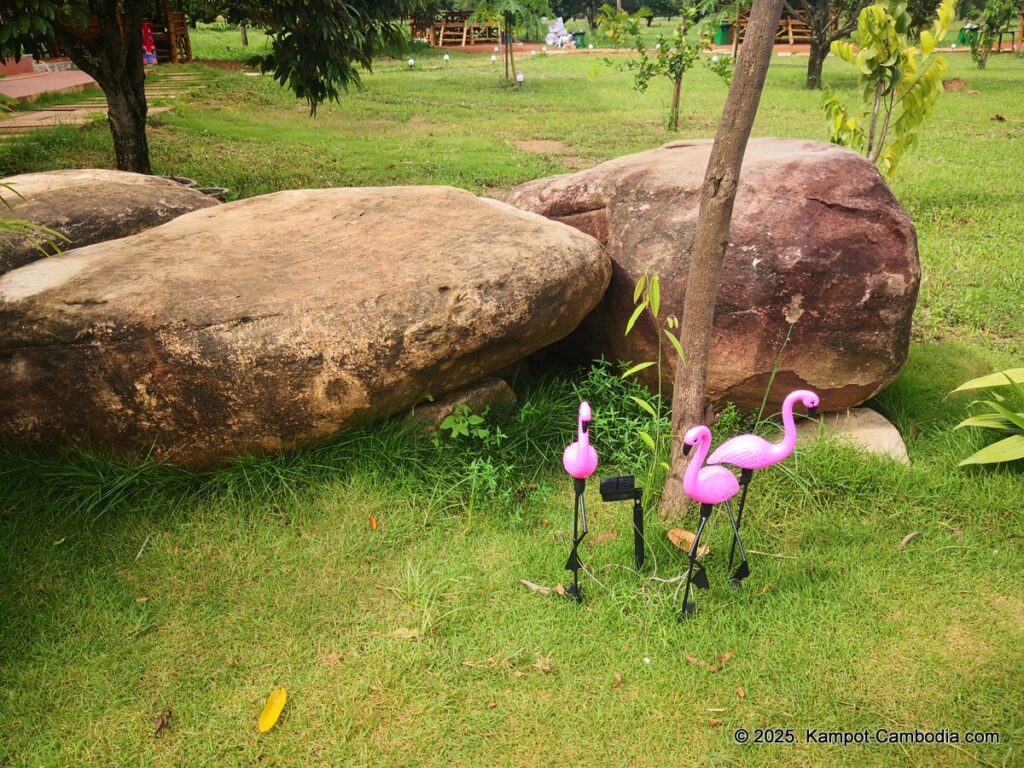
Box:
(957, 24), (979, 45)
(713, 22), (732, 46)
(572, 31), (586, 48)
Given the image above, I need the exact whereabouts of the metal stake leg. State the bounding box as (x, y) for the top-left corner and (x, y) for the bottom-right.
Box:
(679, 503), (713, 619)
(564, 478), (588, 602)
(723, 498), (750, 587)
(727, 468), (754, 572)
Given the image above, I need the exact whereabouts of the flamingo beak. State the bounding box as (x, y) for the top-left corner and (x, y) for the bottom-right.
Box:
(808, 405), (819, 419)
(582, 421), (590, 434)
(682, 442), (692, 456)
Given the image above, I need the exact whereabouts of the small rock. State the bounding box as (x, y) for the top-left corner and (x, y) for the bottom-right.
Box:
(411, 378), (517, 431)
(796, 407), (909, 464)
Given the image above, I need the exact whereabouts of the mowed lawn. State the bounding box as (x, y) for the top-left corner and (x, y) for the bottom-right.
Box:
(0, 39), (1022, 767)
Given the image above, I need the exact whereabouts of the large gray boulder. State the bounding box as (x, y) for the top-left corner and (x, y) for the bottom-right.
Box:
(0, 169), (219, 275)
(506, 138), (920, 413)
(0, 186), (610, 465)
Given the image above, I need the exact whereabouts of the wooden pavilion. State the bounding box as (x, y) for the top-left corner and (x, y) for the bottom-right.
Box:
(730, 8), (823, 45)
(410, 10), (500, 47)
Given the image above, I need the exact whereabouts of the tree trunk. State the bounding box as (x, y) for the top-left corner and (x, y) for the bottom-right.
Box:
(503, 13), (511, 81)
(805, 33), (827, 88)
(53, 0), (153, 174)
(659, 0), (785, 517)
(669, 74), (682, 131)
(104, 76), (152, 174)
(508, 26), (518, 81)
(240, 23), (249, 47)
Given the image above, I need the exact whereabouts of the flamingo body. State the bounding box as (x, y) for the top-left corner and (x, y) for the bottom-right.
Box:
(707, 389), (820, 471)
(563, 401), (598, 479)
(682, 426), (740, 505)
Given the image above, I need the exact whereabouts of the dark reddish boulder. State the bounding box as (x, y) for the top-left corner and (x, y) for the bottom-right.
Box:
(505, 138), (920, 412)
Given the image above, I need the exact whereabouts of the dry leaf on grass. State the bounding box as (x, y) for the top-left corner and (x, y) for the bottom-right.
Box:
(685, 650), (734, 673)
(486, 700), (497, 709)
(520, 579), (551, 595)
(613, 672), (623, 688)
(391, 628), (421, 640)
(258, 688), (287, 733)
(899, 531), (921, 549)
(708, 718), (723, 727)
(135, 596), (150, 605)
(554, 584), (566, 597)
(369, 516), (379, 530)
(322, 652), (340, 668)
(152, 708), (171, 735)
(540, 519), (550, 528)
(534, 656), (554, 674)
(586, 531), (619, 547)
(736, 687), (746, 699)
(668, 529), (710, 558)
(274, 504), (290, 525)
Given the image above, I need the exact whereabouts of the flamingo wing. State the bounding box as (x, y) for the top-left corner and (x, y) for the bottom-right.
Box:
(707, 434), (774, 470)
(694, 466), (740, 505)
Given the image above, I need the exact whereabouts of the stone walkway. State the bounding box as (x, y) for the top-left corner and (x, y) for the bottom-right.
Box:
(0, 69), (96, 101)
(0, 69), (208, 137)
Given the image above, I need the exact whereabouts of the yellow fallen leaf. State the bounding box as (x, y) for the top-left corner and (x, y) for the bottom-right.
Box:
(667, 528), (710, 558)
(259, 687), (287, 733)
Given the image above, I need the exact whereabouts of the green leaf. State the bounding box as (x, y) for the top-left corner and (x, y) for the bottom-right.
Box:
(633, 274), (646, 303)
(950, 368), (1024, 394)
(625, 300), (648, 336)
(955, 414), (1018, 432)
(649, 274), (660, 318)
(620, 361), (656, 379)
(660, 461), (671, 472)
(959, 435), (1024, 465)
(980, 401), (1024, 431)
(628, 395), (658, 418)
(663, 328), (684, 360)
(638, 430), (656, 451)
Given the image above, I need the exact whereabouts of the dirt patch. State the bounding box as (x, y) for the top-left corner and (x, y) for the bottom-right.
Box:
(942, 77), (978, 93)
(515, 139), (569, 154)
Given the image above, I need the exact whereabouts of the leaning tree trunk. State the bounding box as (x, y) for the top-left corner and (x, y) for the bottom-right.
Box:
(659, 0), (785, 516)
(240, 22), (249, 47)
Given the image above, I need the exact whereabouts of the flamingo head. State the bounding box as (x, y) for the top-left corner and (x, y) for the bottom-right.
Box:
(798, 389), (820, 418)
(681, 425), (709, 456)
(578, 401), (592, 434)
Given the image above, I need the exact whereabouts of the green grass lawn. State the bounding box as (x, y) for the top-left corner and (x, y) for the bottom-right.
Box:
(0, 43), (1022, 767)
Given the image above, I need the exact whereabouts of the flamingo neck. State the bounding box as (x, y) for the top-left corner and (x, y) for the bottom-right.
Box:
(779, 394), (800, 454)
(683, 430), (709, 495)
(578, 419), (590, 449)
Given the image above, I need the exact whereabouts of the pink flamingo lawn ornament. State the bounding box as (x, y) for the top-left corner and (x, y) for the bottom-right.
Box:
(678, 425), (745, 617)
(707, 389), (819, 582)
(562, 401), (598, 602)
